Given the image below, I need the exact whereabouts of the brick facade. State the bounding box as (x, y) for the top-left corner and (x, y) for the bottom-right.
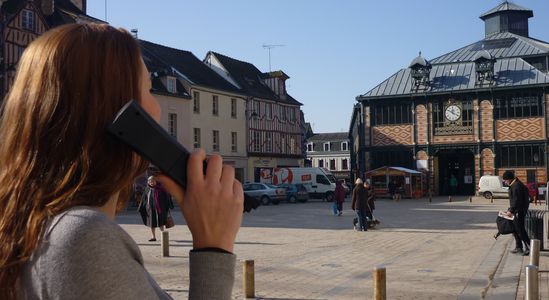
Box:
(480, 100), (494, 142)
(372, 124), (413, 146)
(496, 118), (545, 141)
(497, 169), (547, 186)
(416, 104), (428, 145)
(481, 148), (495, 176)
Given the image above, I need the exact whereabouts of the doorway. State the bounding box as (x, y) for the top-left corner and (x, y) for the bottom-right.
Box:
(436, 149), (475, 196)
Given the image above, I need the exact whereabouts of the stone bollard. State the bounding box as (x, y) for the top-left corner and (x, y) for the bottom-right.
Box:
(530, 239), (540, 267)
(428, 191), (432, 203)
(161, 231), (169, 257)
(448, 196), (452, 202)
(525, 264), (539, 300)
(373, 266), (386, 300)
(490, 195), (494, 203)
(243, 260), (255, 299)
(469, 196), (472, 203)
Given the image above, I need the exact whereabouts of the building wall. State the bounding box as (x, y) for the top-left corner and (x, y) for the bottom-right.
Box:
(495, 118), (545, 141)
(372, 124), (413, 146)
(189, 87), (248, 180)
(416, 104), (428, 145)
(480, 100), (494, 142)
(155, 93), (192, 148)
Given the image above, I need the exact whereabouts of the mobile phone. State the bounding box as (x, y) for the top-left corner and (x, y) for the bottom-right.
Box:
(108, 100), (259, 212)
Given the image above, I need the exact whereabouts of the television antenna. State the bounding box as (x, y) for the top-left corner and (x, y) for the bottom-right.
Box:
(262, 44), (285, 71)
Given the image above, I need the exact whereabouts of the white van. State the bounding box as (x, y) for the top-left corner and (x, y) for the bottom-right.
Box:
(478, 175), (509, 199)
(272, 167), (337, 201)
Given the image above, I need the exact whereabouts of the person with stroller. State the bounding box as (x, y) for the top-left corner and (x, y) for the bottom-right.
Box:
(503, 170), (531, 256)
(352, 178), (370, 231)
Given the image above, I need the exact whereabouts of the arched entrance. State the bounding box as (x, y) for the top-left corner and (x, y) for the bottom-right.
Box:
(435, 149), (475, 196)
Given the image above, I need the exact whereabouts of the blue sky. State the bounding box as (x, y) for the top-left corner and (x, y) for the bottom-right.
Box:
(87, 0), (549, 133)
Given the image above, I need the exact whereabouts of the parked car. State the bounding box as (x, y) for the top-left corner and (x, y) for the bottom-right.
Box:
(243, 183), (286, 205)
(278, 183), (309, 203)
(478, 175), (509, 199)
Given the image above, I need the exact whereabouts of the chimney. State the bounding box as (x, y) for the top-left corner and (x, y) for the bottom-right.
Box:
(42, 0), (54, 16)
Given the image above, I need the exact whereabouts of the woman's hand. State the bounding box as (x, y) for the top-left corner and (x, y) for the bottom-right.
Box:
(157, 149), (244, 252)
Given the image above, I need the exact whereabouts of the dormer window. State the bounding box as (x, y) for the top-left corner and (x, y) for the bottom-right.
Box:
(473, 50), (496, 85)
(323, 143), (331, 152)
(21, 10), (35, 31)
(166, 76), (177, 93)
(341, 142), (348, 151)
(409, 52), (431, 91)
(307, 143), (314, 152)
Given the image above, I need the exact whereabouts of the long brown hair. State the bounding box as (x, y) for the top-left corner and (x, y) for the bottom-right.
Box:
(0, 23), (149, 298)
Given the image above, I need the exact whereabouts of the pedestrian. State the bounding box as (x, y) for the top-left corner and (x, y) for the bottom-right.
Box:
(140, 176), (174, 241)
(0, 23), (243, 299)
(364, 180), (375, 222)
(388, 180), (396, 200)
(351, 178), (369, 231)
(503, 170), (531, 256)
(334, 180), (346, 216)
(450, 174), (458, 196)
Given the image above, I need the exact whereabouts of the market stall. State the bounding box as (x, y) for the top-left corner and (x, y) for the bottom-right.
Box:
(365, 166), (426, 199)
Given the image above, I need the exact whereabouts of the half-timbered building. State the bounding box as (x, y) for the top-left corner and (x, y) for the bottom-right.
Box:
(205, 52), (304, 183)
(354, 2), (549, 196)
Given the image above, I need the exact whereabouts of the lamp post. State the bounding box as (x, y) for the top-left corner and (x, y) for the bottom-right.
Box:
(245, 104), (258, 183)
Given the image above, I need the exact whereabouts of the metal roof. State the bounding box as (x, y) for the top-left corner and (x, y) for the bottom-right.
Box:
(480, 1), (533, 20)
(430, 32), (549, 65)
(359, 57), (549, 99)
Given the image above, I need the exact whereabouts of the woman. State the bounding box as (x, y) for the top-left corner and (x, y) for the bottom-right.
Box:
(351, 178), (369, 231)
(334, 180), (346, 216)
(0, 24), (243, 299)
(140, 176), (173, 241)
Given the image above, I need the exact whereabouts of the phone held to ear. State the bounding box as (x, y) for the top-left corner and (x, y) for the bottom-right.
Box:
(108, 100), (260, 213)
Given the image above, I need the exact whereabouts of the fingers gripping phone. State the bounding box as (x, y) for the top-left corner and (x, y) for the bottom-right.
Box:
(108, 100), (260, 213)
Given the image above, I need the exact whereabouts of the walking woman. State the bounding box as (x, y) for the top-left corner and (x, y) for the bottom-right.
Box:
(140, 176), (174, 241)
(334, 180), (346, 216)
(0, 24), (243, 299)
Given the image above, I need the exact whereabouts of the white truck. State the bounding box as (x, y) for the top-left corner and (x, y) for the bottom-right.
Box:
(272, 167), (337, 201)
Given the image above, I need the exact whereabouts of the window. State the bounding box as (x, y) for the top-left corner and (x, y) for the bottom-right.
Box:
(342, 159), (349, 170)
(370, 149), (414, 169)
(168, 113), (177, 138)
(231, 132), (237, 152)
(494, 91), (542, 119)
(307, 143), (313, 152)
(265, 103), (272, 119)
(290, 138), (295, 154)
(316, 175), (330, 185)
(212, 96), (219, 116)
(323, 143), (331, 152)
(193, 91), (200, 113)
(329, 159), (336, 170)
(252, 131), (261, 152)
(18, 47), (25, 57)
(318, 160), (324, 168)
(212, 130), (219, 152)
(193, 128), (201, 148)
(21, 10), (35, 31)
(231, 98), (237, 118)
(496, 144), (544, 167)
(166, 76), (177, 93)
(265, 132), (273, 152)
(372, 103), (412, 125)
(341, 142), (348, 151)
(281, 106), (287, 121)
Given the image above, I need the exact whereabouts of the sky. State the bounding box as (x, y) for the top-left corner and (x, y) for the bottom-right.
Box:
(87, 0), (549, 133)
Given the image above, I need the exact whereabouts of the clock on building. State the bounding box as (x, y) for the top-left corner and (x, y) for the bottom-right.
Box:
(444, 105), (461, 122)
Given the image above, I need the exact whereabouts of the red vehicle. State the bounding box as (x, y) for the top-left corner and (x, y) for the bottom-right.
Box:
(527, 182), (540, 205)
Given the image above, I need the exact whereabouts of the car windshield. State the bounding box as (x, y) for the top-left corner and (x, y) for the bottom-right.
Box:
(267, 184), (278, 189)
(326, 175), (337, 183)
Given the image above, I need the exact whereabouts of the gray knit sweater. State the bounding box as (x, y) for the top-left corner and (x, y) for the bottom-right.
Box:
(20, 206), (235, 299)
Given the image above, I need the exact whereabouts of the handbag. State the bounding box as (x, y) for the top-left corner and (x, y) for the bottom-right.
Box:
(165, 212), (175, 228)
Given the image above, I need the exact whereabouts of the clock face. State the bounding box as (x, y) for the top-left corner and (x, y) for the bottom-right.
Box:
(445, 105), (461, 122)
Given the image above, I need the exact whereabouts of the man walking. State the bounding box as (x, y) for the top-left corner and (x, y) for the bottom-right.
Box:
(503, 170), (531, 256)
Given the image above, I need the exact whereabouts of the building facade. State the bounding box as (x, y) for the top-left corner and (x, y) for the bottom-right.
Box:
(354, 2), (549, 196)
(140, 41), (249, 182)
(306, 133), (351, 182)
(205, 52), (305, 183)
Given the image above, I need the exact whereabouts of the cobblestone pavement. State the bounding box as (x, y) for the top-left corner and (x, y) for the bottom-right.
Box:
(117, 196), (511, 299)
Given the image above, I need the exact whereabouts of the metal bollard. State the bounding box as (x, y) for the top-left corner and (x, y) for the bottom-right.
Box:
(490, 195), (493, 203)
(161, 231), (169, 257)
(448, 196), (452, 202)
(373, 266), (386, 300)
(530, 239), (540, 267)
(429, 190), (432, 203)
(469, 196), (472, 203)
(243, 260), (255, 298)
(525, 264), (539, 300)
